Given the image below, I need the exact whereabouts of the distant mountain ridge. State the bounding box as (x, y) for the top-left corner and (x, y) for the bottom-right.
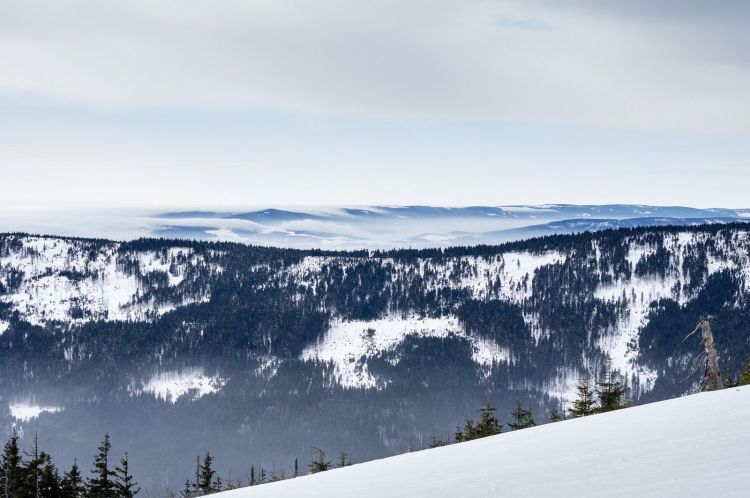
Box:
(1, 204), (749, 249)
(152, 204), (750, 248)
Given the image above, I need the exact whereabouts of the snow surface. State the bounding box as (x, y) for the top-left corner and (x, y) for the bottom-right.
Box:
(216, 386), (750, 497)
(300, 316), (510, 389)
(132, 368), (227, 403)
(8, 402), (63, 422)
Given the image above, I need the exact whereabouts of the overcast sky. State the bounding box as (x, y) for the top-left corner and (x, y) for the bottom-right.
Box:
(1, 0), (749, 208)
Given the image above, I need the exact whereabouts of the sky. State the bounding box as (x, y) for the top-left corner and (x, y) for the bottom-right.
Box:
(1, 0), (749, 208)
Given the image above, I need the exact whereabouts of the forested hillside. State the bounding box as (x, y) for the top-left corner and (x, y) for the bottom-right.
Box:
(1, 223), (749, 493)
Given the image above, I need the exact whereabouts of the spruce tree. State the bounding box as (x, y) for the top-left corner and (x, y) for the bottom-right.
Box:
(198, 452), (215, 494)
(336, 450), (352, 468)
(23, 434), (44, 498)
(211, 475), (222, 493)
(1, 430), (24, 498)
(113, 453), (140, 498)
(87, 434), (117, 498)
(61, 462), (85, 498)
(596, 366), (628, 412)
(569, 377), (597, 417)
(547, 408), (562, 423)
(39, 454), (61, 498)
(455, 404), (502, 442)
(508, 400), (536, 430)
(180, 479), (193, 498)
(192, 456), (201, 495)
(454, 419), (476, 443)
(738, 355), (750, 386)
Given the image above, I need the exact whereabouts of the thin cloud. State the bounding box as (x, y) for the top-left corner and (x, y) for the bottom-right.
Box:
(0, 0), (748, 135)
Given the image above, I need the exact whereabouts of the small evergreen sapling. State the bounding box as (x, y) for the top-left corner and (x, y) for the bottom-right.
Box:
(307, 448), (331, 474)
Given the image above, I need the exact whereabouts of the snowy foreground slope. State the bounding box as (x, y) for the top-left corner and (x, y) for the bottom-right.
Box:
(218, 387), (750, 498)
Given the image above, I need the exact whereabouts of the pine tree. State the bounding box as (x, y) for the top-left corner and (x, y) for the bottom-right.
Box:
(1, 430), (24, 498)
(113, 453), (140, 498)
(475, 404), (503, 438)
(293, 459), (298, 478)
(198, 452), (216, 494)
(212, 475), (222, 493)
(596, 366), (628, 412)
(180, 478), (193, 498)
(87, 434), (117, 498)
(455, 404), (502, 442)
(336, 450), (352, 468)
(61, 462), (85, 498)
(249, 466), (255, 486)
(454, 419), (476, 443)
(569, 377), (597, 418)
(307, 448), (331, 474)
(22, 435), (47, 498)
(193, 456), (201, 495)
(547, 408), (562, 423)
(39, 454), (61, 498)
(508, 400), (536, 430)
(428, 433), (448, 448)
(738, 355), (750, 386)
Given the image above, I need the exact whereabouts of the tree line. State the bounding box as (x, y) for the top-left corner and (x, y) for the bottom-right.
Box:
(1, 433), (137, 498)
(178, 446), (353, 497)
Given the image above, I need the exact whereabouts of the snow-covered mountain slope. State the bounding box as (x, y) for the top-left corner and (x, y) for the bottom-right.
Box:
(217, 386), (750, 498)
(2, 224), (750, 494)
(0, 236), (214, 325)
(2, 204), (749, 249)
(2, 226), (750, 399)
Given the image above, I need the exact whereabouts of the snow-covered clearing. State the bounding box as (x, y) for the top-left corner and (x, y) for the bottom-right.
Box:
(217, 386), (750, 497)
(8, 402), (63, 422)
(300, 316), (510, 389)
(131, 368), (227, 403)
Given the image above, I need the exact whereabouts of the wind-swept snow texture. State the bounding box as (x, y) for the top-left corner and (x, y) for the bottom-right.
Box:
(217, 386), (750, 498)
